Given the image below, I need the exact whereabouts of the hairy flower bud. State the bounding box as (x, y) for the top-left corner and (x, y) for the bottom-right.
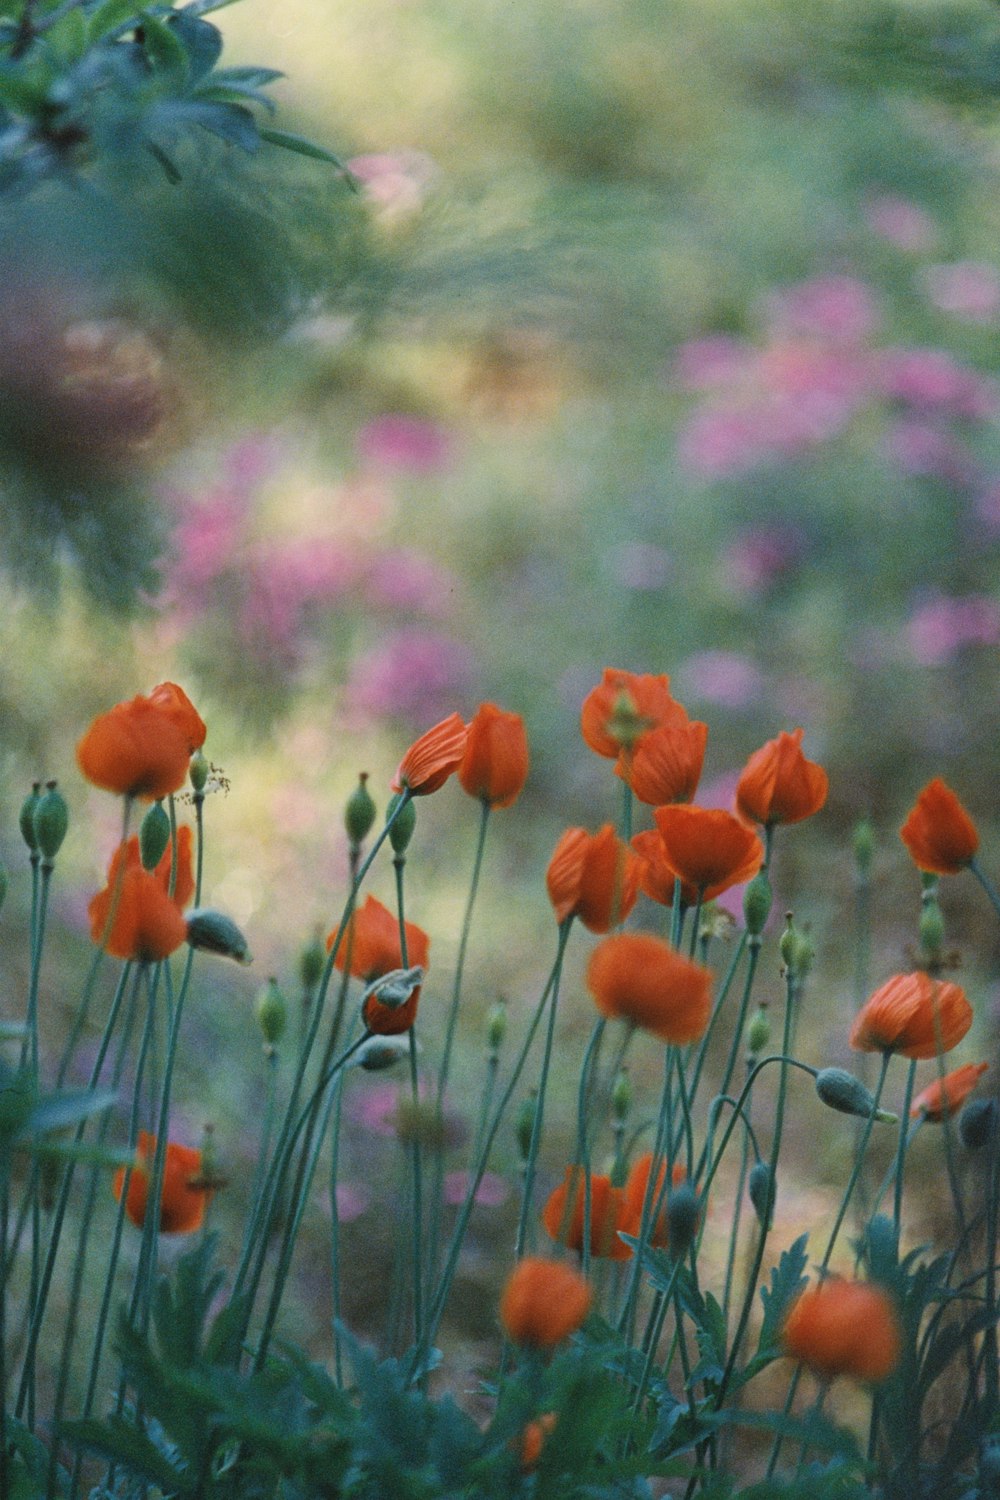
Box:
(743, 871), (772, 937)
(34, 781), (68, 864)
(919, 897), (945, 959)
(816, 1067), (897, 1123)
(386, 792), (416, 854)
(748, 1161), (775, 1229)
(345, 773), (377, 846)
(186, 909), (252, 965)
(355, 1035), (410, 1071)
(139, 801), (171, 872)
(256, 977), (287, 1046)
(299, 931), (325, 991)
(665, 1183), (701, 1260)
(611, 1069), (632, 1123)
(486, 1001), (507, 1052)
(959, 1098), (998, 1152)
(515, 1093), (537, 1161)
(746, 1006), (771, 1056)
(189, 749), (209, 794)
(360, 966), (424, 1012)
(19, 783), (40, 853)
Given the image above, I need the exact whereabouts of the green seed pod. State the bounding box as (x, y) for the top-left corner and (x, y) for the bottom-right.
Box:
(611, 1069), (632, 1124)
(386, 792), (416, 854)
(748, 1161), (774, 1229)
(34, 782), (68, 864)
(189, 749), (209, 794)
(345, 772), (377, 846)
(743, 872), (772, 937)
(139, 801), (171, 871)
(299, 931), (325, 991)
(19, 783), (41, 852)
(256, 977), (287, 1046)
(779, 914), (796, 970)
(815, 1067), (897, 1123)
(959, 1098), (998, 1152)
(852, 817), (875, 877)
(486, 1001), (507, 1052)
(186, 909), (252, 965)
(919, 897), (945, 958)
(515, 1092), (537, 1161)
(746, 1006), (771, 1056)
(665, 1183), (701, 1260)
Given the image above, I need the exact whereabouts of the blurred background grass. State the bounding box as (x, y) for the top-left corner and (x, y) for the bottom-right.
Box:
(2, 0), (999, 1434)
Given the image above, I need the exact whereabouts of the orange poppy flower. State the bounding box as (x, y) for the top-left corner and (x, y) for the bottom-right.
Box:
(900, 778), (979, 876)
(782, 1279), (901, 1383)
(328, 894), (431, 1035)
(77, 692), (199, 801)
(541, 1167), (632, 1261)
(147, 682), (207, 753)
(849, 972), (973, 1060)
(587, 932), (712, 1045)
(580, 669), (686, 759)
(88, 831), (194, 962)
(113, 1131), (211, 1234)
(458, 702), (529, 808)
(617, 717), (708, 806)
(735, 728), (828, 827)
(499, 1256), (592, 1347)
(911, 1061), (989, 1121)
(519, 1413), (558, 1470)
(391, 712), (468, 796)
(631, 830), (698, 907)
(652, 806), (764, 899)
(545, 825), (641, 931)
(620, 1153), (691, 1246)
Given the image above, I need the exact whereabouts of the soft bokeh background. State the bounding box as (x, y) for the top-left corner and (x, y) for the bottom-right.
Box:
(2, 0), (999, 1460)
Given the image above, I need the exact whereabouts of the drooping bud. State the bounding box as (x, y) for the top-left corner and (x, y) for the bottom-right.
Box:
(185, 909), (252, 965)
(746, 1006), (771, 1056)
(355, 1035), (410, 1071)
(256, 977), (287, 1047)
(345, 773), (377, 846)
(611, 1068), (632, 1124)
(189, 749), (209, 794)
(748, 1160), (774, 1229)
(665, 1183), (701, 1260)
(515, 1092), (537, 1161)
(34, 782), (68, 864)
(959, 1097), (998, 1152)
(743, 872), (772, 938)
(815, 1067), (897, 1123)
(386, 792), (416, 854)
(486, 1000), (507, 1052)
(360, 966), (423, 1012)
(139, 801), (171, 871)
(299, 930), (325, 991)
(852, 817), (875, 878)
(19, 783), (41, 853)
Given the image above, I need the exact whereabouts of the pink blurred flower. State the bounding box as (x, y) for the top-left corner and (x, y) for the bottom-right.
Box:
(347, 150), (438, 222)
(334, 1182), (371, 1222)
(864, 194), (937, 253)
(679, 650), (764, 708)
(974, 481), (1000, 533)
(443, 1170), (509, 1207)
(165, 491), (244, 596)
(877, 348), (998, 421)
(357, 414), (452, 474)
(365, 547), (458, 616)
(765, 276), (881, 344)
(919, 261), (1000, 323)
(882, 419), (973, 485)
(676, 406), (770, 476)
(608, 541), (673, 590)
(905, 593), (1000, 665)
(348, 628), (475, 720)
(695, 769), (741, 810)
(266, 537), (361, 606)
(674, 335), (754, 390)
(721, 525), (805, 595)
(346, 1081), (405, 1138)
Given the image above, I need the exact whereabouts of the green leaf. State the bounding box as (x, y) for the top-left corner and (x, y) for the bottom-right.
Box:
(139, 12), (187, 85)
(178, 98), (260, 151)
(757, 1232), (809, 1358)
(208, 65), (284, 88)
(707, 1406), (866, 1467)
(30, 1139), (133, 1168)
(60, 1416), (194, 1494)
(259, 127), (348, 169)
(167, 11), (221, 81)
(86, 0), (142, 43)
(22, 1087), (116, 1138)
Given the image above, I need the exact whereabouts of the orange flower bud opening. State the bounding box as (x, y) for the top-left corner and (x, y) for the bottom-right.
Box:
(327, 894), (431, 1036)
(458, 702), (529, 808)
(850, 972), (973, 1060)
(782, 1279), (901, 1383)
(900, 778), (979, 876)
(587, 932), (712, 1045)
(541, 1167), (632, 1261)
(617, 718), (708, 806)
(499, 1256), (592, 1347)
(391, 712), (468, 796)
(88, 830), (194, 962)
(545, 824), (641, 932)
(113, 1131), (212, 1234)
(651, 805), (764, 900)
(911, 1061), (989, 1121)
(735, 727), (828, 827)
(77, 692), (200, 801)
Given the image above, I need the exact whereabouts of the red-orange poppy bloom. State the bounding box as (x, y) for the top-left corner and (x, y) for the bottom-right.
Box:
(849, 972), (973, 1060)
(618, 717), (708, 806)
(113, 1131), (211, 1234)
(546, 825), (641, 931)
(147, 681), (207, 753)
(631, 830), (698, 908)
(587, 932), (712, 1045)
(499, 1257), (592, 1346)
(328, 894), (431, 1035)
(519, 1413), (558, 1470)
(620, 1153), (691, 1246)
(735, 727), (828, 827)
(900, 778), (979, 876)
(541, 1167), (632, 1260)
(391, 712), (468, 796)
(580, 669), (687, 759)
(652, 806), (764, 900)
(782, 1279), (901, 1382)
(77, 689), (202, 801)
(911, 1061), (989, 1121)
(88, 830), (194, 962)
(458, 702), (529, 808)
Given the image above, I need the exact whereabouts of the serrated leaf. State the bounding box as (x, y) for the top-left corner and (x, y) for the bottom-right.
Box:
(757, 1232), (809, 1357)
(192, 81), (276, 113)
(175, 98), (259, 151)
(60, 1416), (194, 1494)
(259, 127), (347, 168)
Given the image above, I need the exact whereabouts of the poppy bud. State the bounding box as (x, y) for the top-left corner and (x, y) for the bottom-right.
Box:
(139, 801), (171, 872)
(853, 817), (875, 877)
(19, 783), (40, 853)
(345, 773), (377, 846)
(486, 1001), (507, 1052)
(186, 909), (252, 965)
(361, 966), (424, 1012)
(611, 1068), (632, 1123)
(666, 1183), (701, 1259)
(959, 1098), (998, 1152)
(780, 916), (814, 980)
(515, 1092), (537, 1161)
(299, 931), (325, 990)
(746, 1006), (771, 1056)
(919, 896), (945, 959)
(743, 872), (772, 937)
(355, 1035), (410, 1071)
(189, 750), (209, 794)
(256, 977), (287, 1046)
(816, 1068), (897, 1123)
(34, 782), (68, 864)
(748, 1160), (774, 1229)
(386, 792), (416, 854)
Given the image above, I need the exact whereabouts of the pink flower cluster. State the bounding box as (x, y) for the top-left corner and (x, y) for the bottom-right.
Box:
(905, 593), (1000, 666)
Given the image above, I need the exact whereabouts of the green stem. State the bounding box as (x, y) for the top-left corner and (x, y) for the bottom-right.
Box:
(576, 1019), (607, 1280)
(513, 921), (572, 1264)
(969, 857), (1000, 920)
(892, 1060), (917, 1233)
